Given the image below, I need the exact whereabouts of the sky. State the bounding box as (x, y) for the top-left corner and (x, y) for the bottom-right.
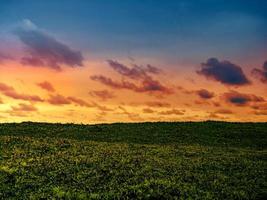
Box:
(0, 0), (267, 123)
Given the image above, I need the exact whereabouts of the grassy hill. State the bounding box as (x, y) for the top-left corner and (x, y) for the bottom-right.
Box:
(0, 122), (266, 199)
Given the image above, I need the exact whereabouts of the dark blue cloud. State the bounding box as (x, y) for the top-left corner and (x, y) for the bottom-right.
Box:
(196, 89), (214, 99)
(197, 58), (250, 86)
(252, 61), (267, 83)
(14, 20), (84, 70)
(223, 90), (265, 106)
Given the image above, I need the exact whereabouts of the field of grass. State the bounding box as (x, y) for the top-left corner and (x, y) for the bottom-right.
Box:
(0, 122), (266, 199)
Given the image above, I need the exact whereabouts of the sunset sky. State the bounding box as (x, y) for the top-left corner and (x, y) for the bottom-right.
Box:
(0, 0), (267, 123)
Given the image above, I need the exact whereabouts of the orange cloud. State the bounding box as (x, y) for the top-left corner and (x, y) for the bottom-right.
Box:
(159, 109), (184, 115)
(11, 103), (38, 112)
(0, 82), (44, 102)
(37, 81), (55, 92)
(47, 94), (71, 105)
(143, 108), (155, 114)
(67, 97), (93, 107)
(145, 101), (171, 108)
(89, 90), (115, 101)
(214, 109), (233, 114)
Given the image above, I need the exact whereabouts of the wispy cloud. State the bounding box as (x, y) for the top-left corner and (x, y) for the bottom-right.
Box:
(145, 101), (171, 108)
(214, 109), (233, 115)
(252, 61), (267, 83)
(0, 52), (13, 63)
(107, 60), (162, 80)
(91, 60), (172, 95)
(14, 19), (84, 70)
(47, 94), (93, 107)
(0, 82), (44, 102)
(159, 109), (185, 115)
(37, 81), (55, 92)
(142, 108), (155, 114)
(47, 94), (71, 105)
(5, 103), (38, 117)
(223, 90), (265, 106)
(117, 106), (142, 121)
(11, 103), (38, 112)
(89, 90), (115, 101)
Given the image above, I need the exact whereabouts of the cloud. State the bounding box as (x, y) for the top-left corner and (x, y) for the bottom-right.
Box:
(141, 78), (172, 94)
(117, 106), (142, 121)
(21, 19), (37, 30)
(90, 75), (138, 90)
(47, 94), (93, 107)
(107, 60), (147, 80)
(47, 94), (71, 105)
(0, 52), (12, 63)
(143, 108), (155, 114)
(21, 57), (45, 67)
(194, 100), (210, 105)
(4, 90), (43, 102)
(46, 93), (112, 111)
(196, 89), (215, 99)
(11, 103), (38, 112)
(93, 102), (113, 112)
(252, 61), (267, 83)
(213, 102), (221, 107)
(214, 109), (233, 114)
(251, 103), (267, 110)
(0, 82), (44, 102)
(6, 103), (38, 117)
(0, 83), (13, 91)
(197, 58), (250, 86)
(107, 60), (162, 80)
(89, 90), (115, 101)
(159, 109), (185, 115)
(145, 101), (171, 108)
(223, 90), (265, 106)
(37, 81), (55, 92)
(128, 101), (171, 108)
(254, 110), (267, 115)
(91, 60), (172, 95)
(145, 64), (162, 75)
(6, 111), (28, 117)
(206, 113), (228, 120)
(14, 19), (84, 70)
(178, 87), (215, 100)
(91, 75), (172, 94)
(67, 97), (93, 107)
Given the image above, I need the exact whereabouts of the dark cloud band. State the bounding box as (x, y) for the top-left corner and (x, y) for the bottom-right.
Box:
(197, 58), (250, 86)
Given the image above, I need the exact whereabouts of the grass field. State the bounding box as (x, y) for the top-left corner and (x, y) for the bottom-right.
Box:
(0, 122), (266, 199)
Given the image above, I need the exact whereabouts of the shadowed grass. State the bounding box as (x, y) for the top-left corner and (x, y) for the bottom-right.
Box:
(0, 122), (266, 199)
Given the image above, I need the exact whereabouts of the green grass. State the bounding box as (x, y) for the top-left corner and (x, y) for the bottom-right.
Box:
(0, 122), (266, 199)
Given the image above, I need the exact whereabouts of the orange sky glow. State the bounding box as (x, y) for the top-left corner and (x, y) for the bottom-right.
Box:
(0, 6), (267, 123)
(1, 57), (266, 123)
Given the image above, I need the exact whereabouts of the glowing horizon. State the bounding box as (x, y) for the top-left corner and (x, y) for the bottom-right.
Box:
(0, 0), (267, 123)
